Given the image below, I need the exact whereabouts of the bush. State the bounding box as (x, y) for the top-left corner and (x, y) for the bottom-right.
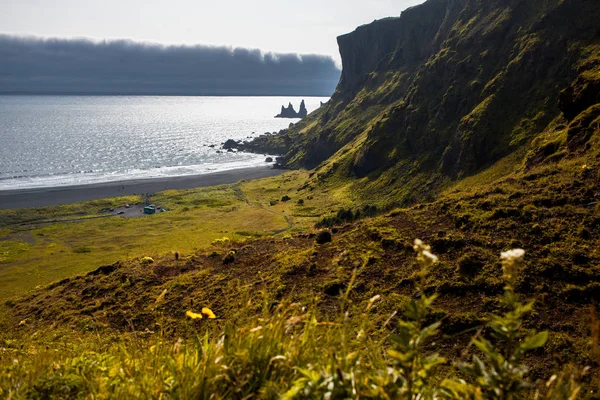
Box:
(316, 204), (379, 228)
(223, 250), (236, 265)
(315, 230), (332, 244)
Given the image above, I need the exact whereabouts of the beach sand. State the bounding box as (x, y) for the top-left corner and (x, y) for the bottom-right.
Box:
(0, 166), (285, 209)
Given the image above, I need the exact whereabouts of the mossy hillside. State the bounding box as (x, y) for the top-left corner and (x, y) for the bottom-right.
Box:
(3, 140), (600, 395)
(0, 171), (355, 300)
(255, 0), (600, 208)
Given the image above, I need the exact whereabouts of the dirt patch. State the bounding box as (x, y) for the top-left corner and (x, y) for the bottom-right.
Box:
(0, 231), (36, 244)
(102, 203), (168, 219)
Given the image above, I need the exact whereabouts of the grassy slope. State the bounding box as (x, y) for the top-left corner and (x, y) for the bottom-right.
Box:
(1, 116), (599, 396)
(0, 171), (357, 300)
(1, 0), (600, 395)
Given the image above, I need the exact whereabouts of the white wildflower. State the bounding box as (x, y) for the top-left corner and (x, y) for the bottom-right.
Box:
(500, 248), (525, 285)
(414, 239), (439, 272)
(500, 249), (525, 264)
(422, 250), (439, 266)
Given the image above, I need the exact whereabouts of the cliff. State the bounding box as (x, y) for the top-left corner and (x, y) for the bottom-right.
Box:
(268, 0), (600, 203)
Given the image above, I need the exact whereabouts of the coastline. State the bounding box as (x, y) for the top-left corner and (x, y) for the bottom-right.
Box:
(0, 166), (286, 209)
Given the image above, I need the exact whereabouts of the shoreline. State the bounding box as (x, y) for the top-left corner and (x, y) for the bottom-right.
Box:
(0, 166), (286, 209)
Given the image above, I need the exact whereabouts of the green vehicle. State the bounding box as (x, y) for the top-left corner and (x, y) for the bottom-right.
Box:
(143, 205), (156, 215)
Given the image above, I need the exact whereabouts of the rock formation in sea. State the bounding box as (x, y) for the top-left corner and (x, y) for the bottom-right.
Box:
(275, 100), (307, 118)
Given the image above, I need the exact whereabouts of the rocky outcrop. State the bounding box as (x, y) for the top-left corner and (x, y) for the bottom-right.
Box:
(221, 129), (292, 157)
(276, 100), (308, 118)
(559, 71), (600, 121)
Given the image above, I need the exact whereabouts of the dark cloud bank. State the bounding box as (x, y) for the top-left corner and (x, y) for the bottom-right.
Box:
(0, 35), (341, 96)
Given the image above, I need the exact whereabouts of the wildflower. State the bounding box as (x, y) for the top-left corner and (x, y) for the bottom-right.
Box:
(414, 239), (439, 271)
(582, 164), (589, 170)
(500, 248), (525, 284)
(500, 248), (525, 264)
(201, 307), (217, 319)
(186, 310), (203, 320)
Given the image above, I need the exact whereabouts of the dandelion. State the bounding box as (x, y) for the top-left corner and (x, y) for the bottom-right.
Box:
(186, 310), (203, 320)
(201, 307), (217, 319)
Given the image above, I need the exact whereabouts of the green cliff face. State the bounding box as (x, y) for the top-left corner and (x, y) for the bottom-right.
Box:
(280, 0), (600, 200)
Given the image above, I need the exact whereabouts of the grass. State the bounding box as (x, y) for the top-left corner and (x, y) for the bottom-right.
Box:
(0, 240), (591, 399)
(0, 171), (352, 300)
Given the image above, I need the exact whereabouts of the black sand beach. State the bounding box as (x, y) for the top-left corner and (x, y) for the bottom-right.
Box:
(0, 166), (285, 209)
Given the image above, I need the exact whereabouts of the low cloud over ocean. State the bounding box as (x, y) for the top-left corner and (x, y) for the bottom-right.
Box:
(0, 35), (341, 96)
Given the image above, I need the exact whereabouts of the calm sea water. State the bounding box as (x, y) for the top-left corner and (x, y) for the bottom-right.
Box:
(0, 96), (327, 190)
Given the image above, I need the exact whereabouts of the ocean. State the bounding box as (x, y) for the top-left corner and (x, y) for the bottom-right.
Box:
(0, 95), (327, 191)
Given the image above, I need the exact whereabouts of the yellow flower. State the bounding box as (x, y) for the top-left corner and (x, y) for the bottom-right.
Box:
(582, 164), (588, 170)
(18, 319), (27, 326)
(187, 308), (217, 320)
(186, 310), (203, 319)
(201, 307), (217, 319)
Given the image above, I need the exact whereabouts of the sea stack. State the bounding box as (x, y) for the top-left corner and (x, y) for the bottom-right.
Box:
(275, 100), (307, 118)
(297, 100), (307, 118)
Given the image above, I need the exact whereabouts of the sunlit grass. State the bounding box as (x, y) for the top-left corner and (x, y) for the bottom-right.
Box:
(0, 171), (350, 300)
(0, 244), (584, 399)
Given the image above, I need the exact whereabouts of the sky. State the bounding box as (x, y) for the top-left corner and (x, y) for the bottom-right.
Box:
(0, 0), (425, 63)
